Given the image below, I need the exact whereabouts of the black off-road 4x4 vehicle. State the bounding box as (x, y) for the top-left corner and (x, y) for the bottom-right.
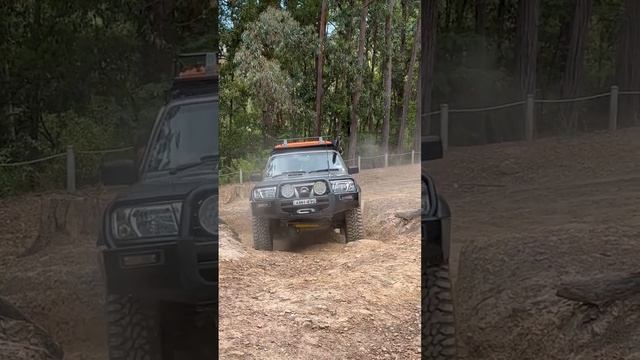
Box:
(249, 137), (364, 250)
(97, 53), (218, 359)
(422, 135), (457, 359)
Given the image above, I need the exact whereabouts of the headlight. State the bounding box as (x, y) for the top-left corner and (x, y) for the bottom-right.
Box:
(198, 195), (217, 235)
(281, 184), (295, 198)
(330, 179), (356, 194)
(421, 178), (431, 213)
(112, 202), (182, 240)
(313, 181), (327, 195)
(253, 186), (276, 200)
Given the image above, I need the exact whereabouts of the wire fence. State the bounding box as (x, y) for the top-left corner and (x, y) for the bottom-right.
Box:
(219, 150), (421, 185)
(0, 145), (134, 193)
(1, 143), (420, 190)
(426, 85), (640, 149)
(9, 86), (634, 190)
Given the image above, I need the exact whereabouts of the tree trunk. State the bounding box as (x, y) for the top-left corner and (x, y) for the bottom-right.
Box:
(616, 0), (640, 127)
(515, 0), (540, 99)
(348, 0), (369, 162)
(475, 0), (493, 143)
(382, 0), (395, 154)
(368, 19), (379, 135)
(413, 64), (422, 152)
(513, 0), (540, 139)
(475, 0), (486, 34)
(394, 0), (409, 140)
(262, 110), (273, 148)
(314, 0), (329, 136)
(561, 0), (593, 132)
(457, 0), (470, 30)
(397, 18), (420, 153)
(421, 0), (437, 137)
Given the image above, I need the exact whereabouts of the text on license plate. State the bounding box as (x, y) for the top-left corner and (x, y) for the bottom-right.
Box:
(293, 198), (317, 206)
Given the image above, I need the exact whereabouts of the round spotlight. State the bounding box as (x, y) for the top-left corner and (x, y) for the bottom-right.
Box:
(281, 184), (295, 198)
(313, 181), (327, 195)
(198, 195), (218, 235)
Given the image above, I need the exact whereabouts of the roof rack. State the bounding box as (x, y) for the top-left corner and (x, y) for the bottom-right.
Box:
(169, 52), (218, 100)
(273, 136), (334, 150)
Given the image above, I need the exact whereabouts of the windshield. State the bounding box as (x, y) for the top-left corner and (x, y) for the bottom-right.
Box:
(145, 100), (218, 173)
(265, 150), (347, 178)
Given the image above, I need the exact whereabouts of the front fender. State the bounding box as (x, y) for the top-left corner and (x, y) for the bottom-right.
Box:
(422, 175), (452, 266)
(436, 195), (451, 262)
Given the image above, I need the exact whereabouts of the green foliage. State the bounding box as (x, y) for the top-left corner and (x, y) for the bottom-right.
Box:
(220, 1), (422, 177)
(0, 0), (215, 195)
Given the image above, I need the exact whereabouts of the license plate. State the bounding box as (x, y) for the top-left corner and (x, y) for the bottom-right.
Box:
(293, 198), (317, 206)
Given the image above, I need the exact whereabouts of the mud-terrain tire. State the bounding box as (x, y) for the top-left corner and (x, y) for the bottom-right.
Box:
(344, 208), (364, 243)
(106, 294), (162, 360)
(424, 264), (457, 359)
(252, 216), (273, 251)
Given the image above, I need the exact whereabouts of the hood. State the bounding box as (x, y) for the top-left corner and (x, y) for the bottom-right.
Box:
(114, 169), (218, 204)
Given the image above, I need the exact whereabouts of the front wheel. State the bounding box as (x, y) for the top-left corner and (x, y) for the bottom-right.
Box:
(106, 294), (163, 360)
(252, 216), (273, 251)
(423, 264), (457, 359)
(344, 207), (364, 243)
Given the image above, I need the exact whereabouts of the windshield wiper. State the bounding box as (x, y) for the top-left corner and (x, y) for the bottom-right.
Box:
(308, 168), (342, 174)
(169, 154), (218, 175)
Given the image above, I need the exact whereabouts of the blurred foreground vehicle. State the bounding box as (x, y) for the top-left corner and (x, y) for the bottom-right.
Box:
(422, 135), (457, 359)
(97, 53), (218, 359)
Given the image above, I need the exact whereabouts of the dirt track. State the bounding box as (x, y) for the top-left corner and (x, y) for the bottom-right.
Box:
(426, 128), (640, 360)
(219, 165), (422, 359)
(1, 128), (640, 359)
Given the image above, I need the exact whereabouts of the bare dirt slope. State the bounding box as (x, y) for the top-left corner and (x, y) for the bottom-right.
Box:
(424, 128), (640, 360)
(219, 164), (422, 360)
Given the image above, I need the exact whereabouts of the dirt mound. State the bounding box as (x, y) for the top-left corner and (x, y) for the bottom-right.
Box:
(0, 190), (111, 360)
(443, 129), (640, 359)
(219, 222), (247, 261)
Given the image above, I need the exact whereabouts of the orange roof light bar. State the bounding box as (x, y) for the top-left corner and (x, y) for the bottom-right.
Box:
(274, 136), (333, 149)
(174, 53), (217, 80)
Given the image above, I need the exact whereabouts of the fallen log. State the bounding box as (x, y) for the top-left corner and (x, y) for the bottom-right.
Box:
(394, 209), (421, 221)
(556, 272), (640, 306)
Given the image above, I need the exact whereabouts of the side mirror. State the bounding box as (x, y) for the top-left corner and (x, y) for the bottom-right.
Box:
(101, 159), (138, 186)
(250, 172), (262, 182)
(348, 166), (359, 175)
(421, 135), (443, 161)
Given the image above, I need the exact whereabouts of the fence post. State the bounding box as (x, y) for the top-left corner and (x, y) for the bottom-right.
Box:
(66, 145), (76, 193)
(525, 94), (535, 141)
(239, 169), (243, 184)
(411, 150), (415, 164)
(440, 104), (449, 151)
(357, 155), (361, 170)
(609, 85), (619, 131)
(384, 153), (388, 167)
